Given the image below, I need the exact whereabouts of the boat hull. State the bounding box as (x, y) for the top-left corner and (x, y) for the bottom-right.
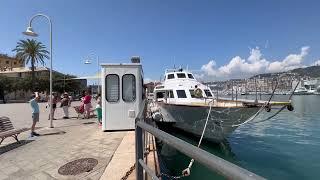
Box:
(158, 103), (260, 142)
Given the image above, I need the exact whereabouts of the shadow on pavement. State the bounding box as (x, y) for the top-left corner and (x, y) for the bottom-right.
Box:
(0, 140), (34, 155)
(40, 131), (66, 136)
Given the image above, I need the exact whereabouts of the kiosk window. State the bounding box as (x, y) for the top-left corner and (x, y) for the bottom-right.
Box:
(122, 74), (136, 102)
(176, 90), (187, 98)
(106, 74), (119, 102)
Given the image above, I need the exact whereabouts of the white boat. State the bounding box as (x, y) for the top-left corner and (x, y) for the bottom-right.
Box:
(294, 87), (313, 95)
(152, 68), (292, 142)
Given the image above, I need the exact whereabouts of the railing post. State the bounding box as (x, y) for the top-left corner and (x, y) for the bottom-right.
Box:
(136, 123), (144, 180)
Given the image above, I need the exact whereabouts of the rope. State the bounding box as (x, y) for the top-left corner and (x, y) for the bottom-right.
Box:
(230, 103), (266, 127)
(181, 100), (214, 176)
(251, 105), (287, 124)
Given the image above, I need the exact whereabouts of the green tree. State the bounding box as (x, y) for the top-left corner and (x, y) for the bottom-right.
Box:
(12, 39), (49, 91)
(0, 76), (13, 102)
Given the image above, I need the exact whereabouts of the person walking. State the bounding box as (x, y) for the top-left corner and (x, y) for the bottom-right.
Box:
(47, 93), (58, 120)
(95, 94), (102, 126)
(30, 93), (40, 137)
(83, 90), (92, 119)
(60, 92), (70, 119)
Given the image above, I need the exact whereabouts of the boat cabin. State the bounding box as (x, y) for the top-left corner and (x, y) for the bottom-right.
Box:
(154, 69), (214, 104)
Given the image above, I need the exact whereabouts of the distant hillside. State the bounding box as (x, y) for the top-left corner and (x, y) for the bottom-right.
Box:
(289, 66), (320, 78)
(251, 65), (320, 79)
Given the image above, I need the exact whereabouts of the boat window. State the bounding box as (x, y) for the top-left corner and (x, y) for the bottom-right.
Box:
(169, 90), (174, 98)
(122, 74), (136, 102)
(106, 74), (119, 102)
(189, 90), (195, 98)
(167, 74), (174, 79)
(156, 92), (165, 98)
(204, 89), (212, 97)
(177, 73), (186, 78)
(188, 74), (194, 79)
(176, 90), (187, 98)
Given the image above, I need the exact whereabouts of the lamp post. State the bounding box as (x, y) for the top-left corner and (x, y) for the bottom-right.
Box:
(84, 53), (100, 94)
(23, 13), (54, 128)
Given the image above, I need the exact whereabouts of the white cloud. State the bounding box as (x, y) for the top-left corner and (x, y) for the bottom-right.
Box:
(311, 60), (320, 66)
(199, 46), (310, 79)
(267, 46), (309, 72)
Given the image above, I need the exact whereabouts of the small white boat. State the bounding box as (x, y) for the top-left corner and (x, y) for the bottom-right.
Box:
(294, 87), (313, 95)
(152, 68), (292, 142)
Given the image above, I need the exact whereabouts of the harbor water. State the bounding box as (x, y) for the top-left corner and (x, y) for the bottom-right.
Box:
(158, 95), (320, 180)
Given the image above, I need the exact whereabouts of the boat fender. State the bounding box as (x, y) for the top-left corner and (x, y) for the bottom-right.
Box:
(152, 112), (163, 121)
(194, 88), (203, 98)
(287, 104), (294, 111)
(265, 104), (271, 112)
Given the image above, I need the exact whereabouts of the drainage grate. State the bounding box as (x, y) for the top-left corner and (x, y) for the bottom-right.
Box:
(58, 158), (98, 175)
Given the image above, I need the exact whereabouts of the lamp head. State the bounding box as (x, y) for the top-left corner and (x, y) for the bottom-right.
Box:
(84, 59), (92, 64)
(22, 26), (38, 37)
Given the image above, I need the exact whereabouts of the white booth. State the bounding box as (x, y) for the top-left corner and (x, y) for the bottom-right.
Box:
(101, 62), (144, 131)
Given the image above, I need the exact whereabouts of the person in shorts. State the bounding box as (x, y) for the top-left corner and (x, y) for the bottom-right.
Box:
(30, 93), (40, 137)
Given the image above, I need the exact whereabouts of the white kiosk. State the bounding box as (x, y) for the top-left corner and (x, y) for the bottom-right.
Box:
(101, 58), (144, 131)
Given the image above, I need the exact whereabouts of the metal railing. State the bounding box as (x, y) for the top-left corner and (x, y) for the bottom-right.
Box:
(135, 101), (265, 180)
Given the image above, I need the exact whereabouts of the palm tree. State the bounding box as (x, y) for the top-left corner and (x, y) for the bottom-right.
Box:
(12, 39), (49, 91)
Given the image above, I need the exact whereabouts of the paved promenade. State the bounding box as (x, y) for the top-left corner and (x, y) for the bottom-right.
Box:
(0, 101), (127, 180)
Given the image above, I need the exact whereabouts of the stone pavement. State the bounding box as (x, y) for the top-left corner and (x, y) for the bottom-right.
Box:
(0, 102), (127, 180)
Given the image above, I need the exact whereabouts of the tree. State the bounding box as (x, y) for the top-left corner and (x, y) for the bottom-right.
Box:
(0, 76), (13, 103)
(12, 39), (49, 91)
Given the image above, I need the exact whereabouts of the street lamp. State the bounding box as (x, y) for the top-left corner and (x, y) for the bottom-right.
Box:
(84, 53), (100, 94)
(23, 13), (54, 128)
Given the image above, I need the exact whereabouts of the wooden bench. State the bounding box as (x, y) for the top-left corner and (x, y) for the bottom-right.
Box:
(0, 116), (28, 145)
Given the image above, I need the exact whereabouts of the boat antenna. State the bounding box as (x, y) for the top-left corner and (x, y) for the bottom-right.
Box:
(173, 56), (176, 69)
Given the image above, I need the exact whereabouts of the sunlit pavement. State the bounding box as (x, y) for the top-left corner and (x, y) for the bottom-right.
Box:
(0, 102), (126, 180)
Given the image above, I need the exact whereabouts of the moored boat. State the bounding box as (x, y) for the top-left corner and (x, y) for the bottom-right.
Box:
(151, 68), (293, 142)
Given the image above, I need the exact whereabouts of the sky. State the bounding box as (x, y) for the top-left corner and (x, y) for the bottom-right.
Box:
(1, 0), (320, 82)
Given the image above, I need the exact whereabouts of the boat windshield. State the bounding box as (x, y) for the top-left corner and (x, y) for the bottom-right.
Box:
(187, 74), (194, 79)
(177, 73), (186, 78)
(167, 74), (174, 79)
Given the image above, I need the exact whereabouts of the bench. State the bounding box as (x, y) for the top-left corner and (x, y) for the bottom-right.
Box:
(0, 116), (28, 145)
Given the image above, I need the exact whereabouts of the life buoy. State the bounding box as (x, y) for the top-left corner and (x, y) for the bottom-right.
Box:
(194, 88), (203, 98)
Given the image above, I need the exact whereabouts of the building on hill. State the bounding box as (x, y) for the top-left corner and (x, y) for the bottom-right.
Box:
(0, 54), (24, 71)
(0, 66), (52, 78)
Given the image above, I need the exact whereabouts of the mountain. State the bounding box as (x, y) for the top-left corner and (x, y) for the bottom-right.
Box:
(251, 65), (320, 79)
(289, 66), (320, 78)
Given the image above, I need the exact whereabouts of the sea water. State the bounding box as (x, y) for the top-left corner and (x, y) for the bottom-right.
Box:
(158, 95), (320, 180)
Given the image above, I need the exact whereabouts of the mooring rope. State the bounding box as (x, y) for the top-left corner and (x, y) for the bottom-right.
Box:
(180, 100), (214, 177)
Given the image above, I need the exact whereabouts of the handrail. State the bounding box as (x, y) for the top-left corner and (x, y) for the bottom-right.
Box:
(136, 121), (264, 180)
(136, 120), (265, 180)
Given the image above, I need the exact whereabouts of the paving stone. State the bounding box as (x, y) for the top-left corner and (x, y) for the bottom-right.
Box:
(0, 102), (126, 180)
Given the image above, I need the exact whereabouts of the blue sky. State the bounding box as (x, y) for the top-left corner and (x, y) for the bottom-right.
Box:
(1, 0), (320, 81)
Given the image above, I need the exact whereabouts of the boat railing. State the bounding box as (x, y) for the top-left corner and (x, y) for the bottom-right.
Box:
(135, 101), (266, 180)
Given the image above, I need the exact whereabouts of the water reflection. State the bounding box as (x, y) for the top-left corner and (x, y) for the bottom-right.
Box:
(157, 95), (320, 180)
(157, 125), (236, 180)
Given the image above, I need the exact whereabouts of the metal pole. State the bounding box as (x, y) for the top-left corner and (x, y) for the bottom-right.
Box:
(255, 78), (258, 103)
(28, 14), (54, 128)
(231, 81), (234, 100)
(97, 55), (100, 94)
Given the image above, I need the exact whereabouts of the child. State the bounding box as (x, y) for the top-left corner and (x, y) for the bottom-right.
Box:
(95, 94), (102, 126)
(60, 92), (70, 119)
